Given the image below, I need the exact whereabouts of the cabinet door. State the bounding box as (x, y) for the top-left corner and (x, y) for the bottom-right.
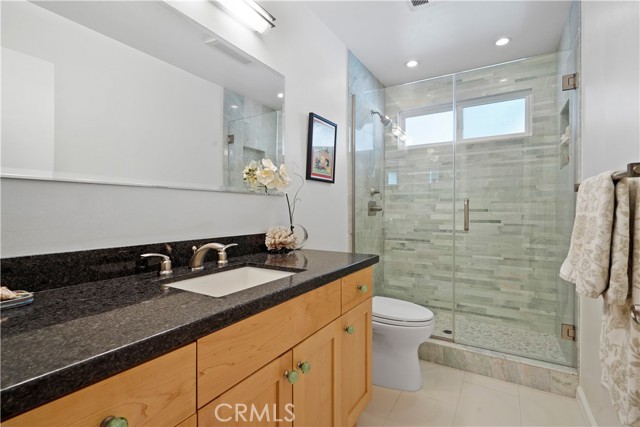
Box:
(341, 299), (372, 427)
(198, 352), (294, 427)
(292, 319), (341, 427)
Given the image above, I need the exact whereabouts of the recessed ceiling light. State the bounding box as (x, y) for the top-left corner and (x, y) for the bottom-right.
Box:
(495, 37), (510, 46)
(406, 60), (419, 68)
(499, 78), (508, 83)
(230, 105), (239, 109)
(276, 92), (284, 98)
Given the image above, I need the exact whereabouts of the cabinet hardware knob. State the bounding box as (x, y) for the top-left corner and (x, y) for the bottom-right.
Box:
(345, 325), (355, 335)
(298, 361), (312, 374)
(100, 416), (128, 427)
(285, 369), (298, 384)
(357, 284), (368, 293)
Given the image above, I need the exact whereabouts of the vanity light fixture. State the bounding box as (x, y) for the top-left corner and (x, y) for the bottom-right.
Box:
(213, 0), (275, 34)
(406, 59), (419, 68)
(495, 37), (510, 46)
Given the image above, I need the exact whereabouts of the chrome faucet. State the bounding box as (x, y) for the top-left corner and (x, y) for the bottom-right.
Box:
(189, 243), (238, 271)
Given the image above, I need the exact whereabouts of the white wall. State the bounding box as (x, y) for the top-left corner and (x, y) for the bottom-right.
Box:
(0, 1), (349, 257)
(579, 1), (640, 425)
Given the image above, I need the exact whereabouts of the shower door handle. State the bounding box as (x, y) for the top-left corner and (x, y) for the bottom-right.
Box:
(463, 198), (470, 232)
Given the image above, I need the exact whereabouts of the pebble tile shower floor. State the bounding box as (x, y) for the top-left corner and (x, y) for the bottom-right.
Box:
(433, 311), (570, 365)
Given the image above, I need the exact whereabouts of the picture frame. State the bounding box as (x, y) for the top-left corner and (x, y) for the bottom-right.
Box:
(306, 112), (337, 183)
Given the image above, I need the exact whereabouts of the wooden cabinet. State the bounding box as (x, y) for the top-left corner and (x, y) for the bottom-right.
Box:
(4, 344), (197, 427)
(292, 319), (342, 427)
(341, 299), (373, 427)
(198, 352), (294, 427)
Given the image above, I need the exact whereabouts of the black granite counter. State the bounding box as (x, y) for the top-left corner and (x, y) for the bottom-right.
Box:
(0, 249), (378, 420)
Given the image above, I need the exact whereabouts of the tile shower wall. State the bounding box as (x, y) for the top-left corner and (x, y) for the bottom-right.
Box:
(382, 53), (575, 365)
(349, 52), (385, 293)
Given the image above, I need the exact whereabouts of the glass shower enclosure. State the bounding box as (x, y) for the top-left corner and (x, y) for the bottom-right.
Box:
(352, 51), (579, 367)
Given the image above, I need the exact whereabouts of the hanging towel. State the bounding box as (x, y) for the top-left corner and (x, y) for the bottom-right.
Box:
(605, 177), (631, 304)
(600, 178), (640, 427)
(559, 171), (616, 297)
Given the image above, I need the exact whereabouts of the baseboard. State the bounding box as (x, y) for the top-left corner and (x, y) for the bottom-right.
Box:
(576, 385), (597, 426)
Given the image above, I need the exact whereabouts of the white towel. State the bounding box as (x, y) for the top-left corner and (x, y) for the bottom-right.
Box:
(559, 171), (616, 297)
(605, 177), (631, 304)
(600, 178), (640, 427)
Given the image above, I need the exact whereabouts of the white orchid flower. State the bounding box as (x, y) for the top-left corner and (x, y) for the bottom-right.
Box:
(261, 159), (277, 172)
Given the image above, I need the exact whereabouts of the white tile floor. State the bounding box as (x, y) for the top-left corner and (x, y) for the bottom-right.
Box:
(358, 361), (589, 427)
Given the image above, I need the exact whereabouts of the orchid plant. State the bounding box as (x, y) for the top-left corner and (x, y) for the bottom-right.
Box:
(244, 159), (305, 251)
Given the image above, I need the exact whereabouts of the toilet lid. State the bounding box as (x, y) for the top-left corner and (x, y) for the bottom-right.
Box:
(372, 296), (434, 324)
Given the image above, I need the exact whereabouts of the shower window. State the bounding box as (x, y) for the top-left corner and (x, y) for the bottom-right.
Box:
(400, 90), (531, 147)
(402, 106), (454, 146)
(459, 91), (531, 141)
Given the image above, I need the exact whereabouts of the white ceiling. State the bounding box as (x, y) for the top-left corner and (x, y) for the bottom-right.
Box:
(306, 0), (572, 86)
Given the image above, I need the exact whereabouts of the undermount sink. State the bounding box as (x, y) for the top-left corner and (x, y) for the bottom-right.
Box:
(166, 266), (297, 297)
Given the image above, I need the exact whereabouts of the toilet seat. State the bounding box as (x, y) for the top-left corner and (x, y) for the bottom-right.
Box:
(372, 296), (434, 327)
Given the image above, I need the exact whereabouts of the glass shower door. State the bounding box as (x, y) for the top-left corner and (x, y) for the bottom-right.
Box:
(379, 75), (457, 340)
(453, 53), (576, 366)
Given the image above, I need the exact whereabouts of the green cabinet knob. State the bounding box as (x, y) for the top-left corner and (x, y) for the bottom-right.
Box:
(285, 370), (298, 384)
(357, 284), (368, 293)
(298, 361), (312, 374)
(345, 325), (355, 335)
(100, 416), (128, 427)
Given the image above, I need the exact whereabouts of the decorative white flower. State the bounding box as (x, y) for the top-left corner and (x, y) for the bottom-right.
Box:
(243, 160), (258, 186)
(243, 158), (292, 193)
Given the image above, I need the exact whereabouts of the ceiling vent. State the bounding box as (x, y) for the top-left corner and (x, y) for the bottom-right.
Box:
(410, 0), (429, 7)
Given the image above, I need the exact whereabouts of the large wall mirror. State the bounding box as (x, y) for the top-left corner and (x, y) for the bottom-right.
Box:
(1, 0), (284, 193)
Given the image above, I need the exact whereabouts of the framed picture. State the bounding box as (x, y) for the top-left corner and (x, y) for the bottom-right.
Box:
(306, 113), (337, 183)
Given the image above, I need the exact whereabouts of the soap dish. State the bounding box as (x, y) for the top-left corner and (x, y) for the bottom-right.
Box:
(1, 291), (34, 310)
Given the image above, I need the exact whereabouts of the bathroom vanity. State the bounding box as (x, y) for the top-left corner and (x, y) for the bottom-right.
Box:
(0, 249), (377, 427)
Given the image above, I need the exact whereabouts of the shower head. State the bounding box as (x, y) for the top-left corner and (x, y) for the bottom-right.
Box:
(371, 110), (393, 127)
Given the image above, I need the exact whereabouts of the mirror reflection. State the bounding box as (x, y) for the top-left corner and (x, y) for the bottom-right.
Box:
(1, 0), (284, 193)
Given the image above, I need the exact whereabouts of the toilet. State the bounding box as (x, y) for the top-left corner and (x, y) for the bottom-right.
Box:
(372, 296), (435, 391)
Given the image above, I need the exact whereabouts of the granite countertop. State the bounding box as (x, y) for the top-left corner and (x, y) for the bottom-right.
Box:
(0, 249), (378, 420)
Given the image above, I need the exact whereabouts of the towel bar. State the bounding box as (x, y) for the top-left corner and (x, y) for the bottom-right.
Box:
(575, 161), (640, 192)
(612, 162), (640, 181)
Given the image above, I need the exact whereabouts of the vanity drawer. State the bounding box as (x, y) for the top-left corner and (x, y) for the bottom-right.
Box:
(197, 279), (341, 408)
(341, 267), (373, 313)
(4, 343), (197, 427)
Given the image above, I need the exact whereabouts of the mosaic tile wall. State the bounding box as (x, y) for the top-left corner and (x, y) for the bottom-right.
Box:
(382, 53), (576, 365)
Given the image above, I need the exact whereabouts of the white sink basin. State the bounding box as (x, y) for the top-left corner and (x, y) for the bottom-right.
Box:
(166, 267), (296, 297)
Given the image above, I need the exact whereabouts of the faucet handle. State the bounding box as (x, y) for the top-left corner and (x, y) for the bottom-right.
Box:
(216, 243), (237, 266)
(222, 243), (238, 252)
(140, 253), (172, 276)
